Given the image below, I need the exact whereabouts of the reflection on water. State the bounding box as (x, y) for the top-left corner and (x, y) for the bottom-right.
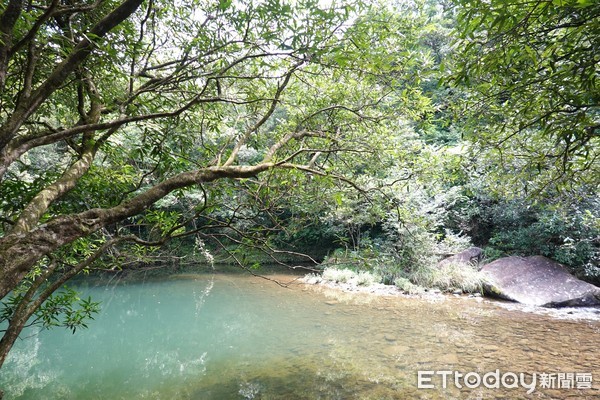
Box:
(1, 273), (599, 399)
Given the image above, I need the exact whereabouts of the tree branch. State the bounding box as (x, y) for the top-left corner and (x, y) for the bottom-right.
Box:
(0, 0), (24, 91)
(0, 162), (277, 300)
(7, 0), (60, 58)
(224, 61), (301, 166)
(0, 0), (144, 154)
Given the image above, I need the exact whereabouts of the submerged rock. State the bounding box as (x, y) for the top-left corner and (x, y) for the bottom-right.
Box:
(481, 256), (600, 307)
(437, 247), (483, 268)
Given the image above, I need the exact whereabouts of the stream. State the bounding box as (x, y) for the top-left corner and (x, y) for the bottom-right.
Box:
(1, 272), (599, 399)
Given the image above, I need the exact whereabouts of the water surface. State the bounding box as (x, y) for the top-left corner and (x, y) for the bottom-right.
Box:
(1, 273), (599, 399)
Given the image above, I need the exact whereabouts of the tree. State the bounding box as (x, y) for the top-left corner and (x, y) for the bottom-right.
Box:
(449, 0), (599, 196)
(0, 0), (431, 371)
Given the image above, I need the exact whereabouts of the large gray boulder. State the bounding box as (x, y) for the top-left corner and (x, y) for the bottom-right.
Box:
(437, 247), (483, 269)
(481, 255), (600, 307)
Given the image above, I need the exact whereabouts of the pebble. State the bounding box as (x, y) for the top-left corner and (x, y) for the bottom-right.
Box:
(437, 353), (459, 364)
(482, 344), (499, 352)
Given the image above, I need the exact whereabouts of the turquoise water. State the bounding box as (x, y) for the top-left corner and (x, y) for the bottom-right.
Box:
(1, 273), (599, 399)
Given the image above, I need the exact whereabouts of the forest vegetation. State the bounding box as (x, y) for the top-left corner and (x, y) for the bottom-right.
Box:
(0, 0), (598, 373)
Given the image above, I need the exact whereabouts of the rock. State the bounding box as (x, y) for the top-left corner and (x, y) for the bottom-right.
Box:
(452, 289), (463, 295)
(437, 247), (483, 269)
(481, 256), (600, 307)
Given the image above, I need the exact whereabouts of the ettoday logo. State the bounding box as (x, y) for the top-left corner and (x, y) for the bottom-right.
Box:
(417, 370), (593, 394)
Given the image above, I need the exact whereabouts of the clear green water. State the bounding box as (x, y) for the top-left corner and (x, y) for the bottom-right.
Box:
(1, 273), (599, 399)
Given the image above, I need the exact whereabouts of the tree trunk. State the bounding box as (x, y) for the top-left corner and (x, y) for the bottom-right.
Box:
(0, 310), (30, 370)
(11, 150), (96, 234)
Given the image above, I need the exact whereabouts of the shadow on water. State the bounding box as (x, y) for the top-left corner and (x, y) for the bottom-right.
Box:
(184, 358), (413, 400)
(1, 270), (599, 399)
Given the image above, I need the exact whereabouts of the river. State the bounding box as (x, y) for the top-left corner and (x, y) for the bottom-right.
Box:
(1, 272), (599, 399)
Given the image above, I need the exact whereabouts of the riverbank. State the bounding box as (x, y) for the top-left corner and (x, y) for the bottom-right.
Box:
(300, 266), (481, 298)
(300, 272), (600, 322)
(301, 273), (448, 299)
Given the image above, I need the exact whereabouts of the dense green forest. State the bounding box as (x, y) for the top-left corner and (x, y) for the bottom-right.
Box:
(0, 0), (598, 371)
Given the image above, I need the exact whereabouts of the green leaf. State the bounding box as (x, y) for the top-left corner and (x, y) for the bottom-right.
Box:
(334, 193), (343, 206)
(218, 0), (232, 11)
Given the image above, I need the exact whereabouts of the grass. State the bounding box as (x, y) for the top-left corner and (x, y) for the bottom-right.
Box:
(304, 260), (487, 295)
(393, 277), (425, 295)
(305, 268), (381, 287)
(408, 261), (486, 293)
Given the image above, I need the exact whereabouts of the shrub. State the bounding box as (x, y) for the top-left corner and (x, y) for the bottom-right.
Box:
(445, 263), (485, 293)
(393, 277), (424, 294)
(322, 267), (356, 284)
(446, 189), (600, 283)
(417, 262), (485, 293)
(318, 268), (381, 287)
(353, 271), (380, 286)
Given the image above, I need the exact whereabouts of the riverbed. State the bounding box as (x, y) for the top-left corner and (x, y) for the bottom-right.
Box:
(1, 273), (599, 399)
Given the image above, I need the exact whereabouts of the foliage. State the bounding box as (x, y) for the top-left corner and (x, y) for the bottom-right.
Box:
(375, 183), (471, 276)
(408, 261), (484, 293)
(315, 172), (480, 291)
(0, 0), (445, 368)
(393, 277), (424, 295)
(448, 191), (600, 282)
(306, 267), (380, 287)
(0, 284), (99, 335)
(0, 0), (599, 379)
(448, 0), (600, 195)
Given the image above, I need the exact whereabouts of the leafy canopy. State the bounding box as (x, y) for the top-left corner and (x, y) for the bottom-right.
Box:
(449, 0), (600, 196)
